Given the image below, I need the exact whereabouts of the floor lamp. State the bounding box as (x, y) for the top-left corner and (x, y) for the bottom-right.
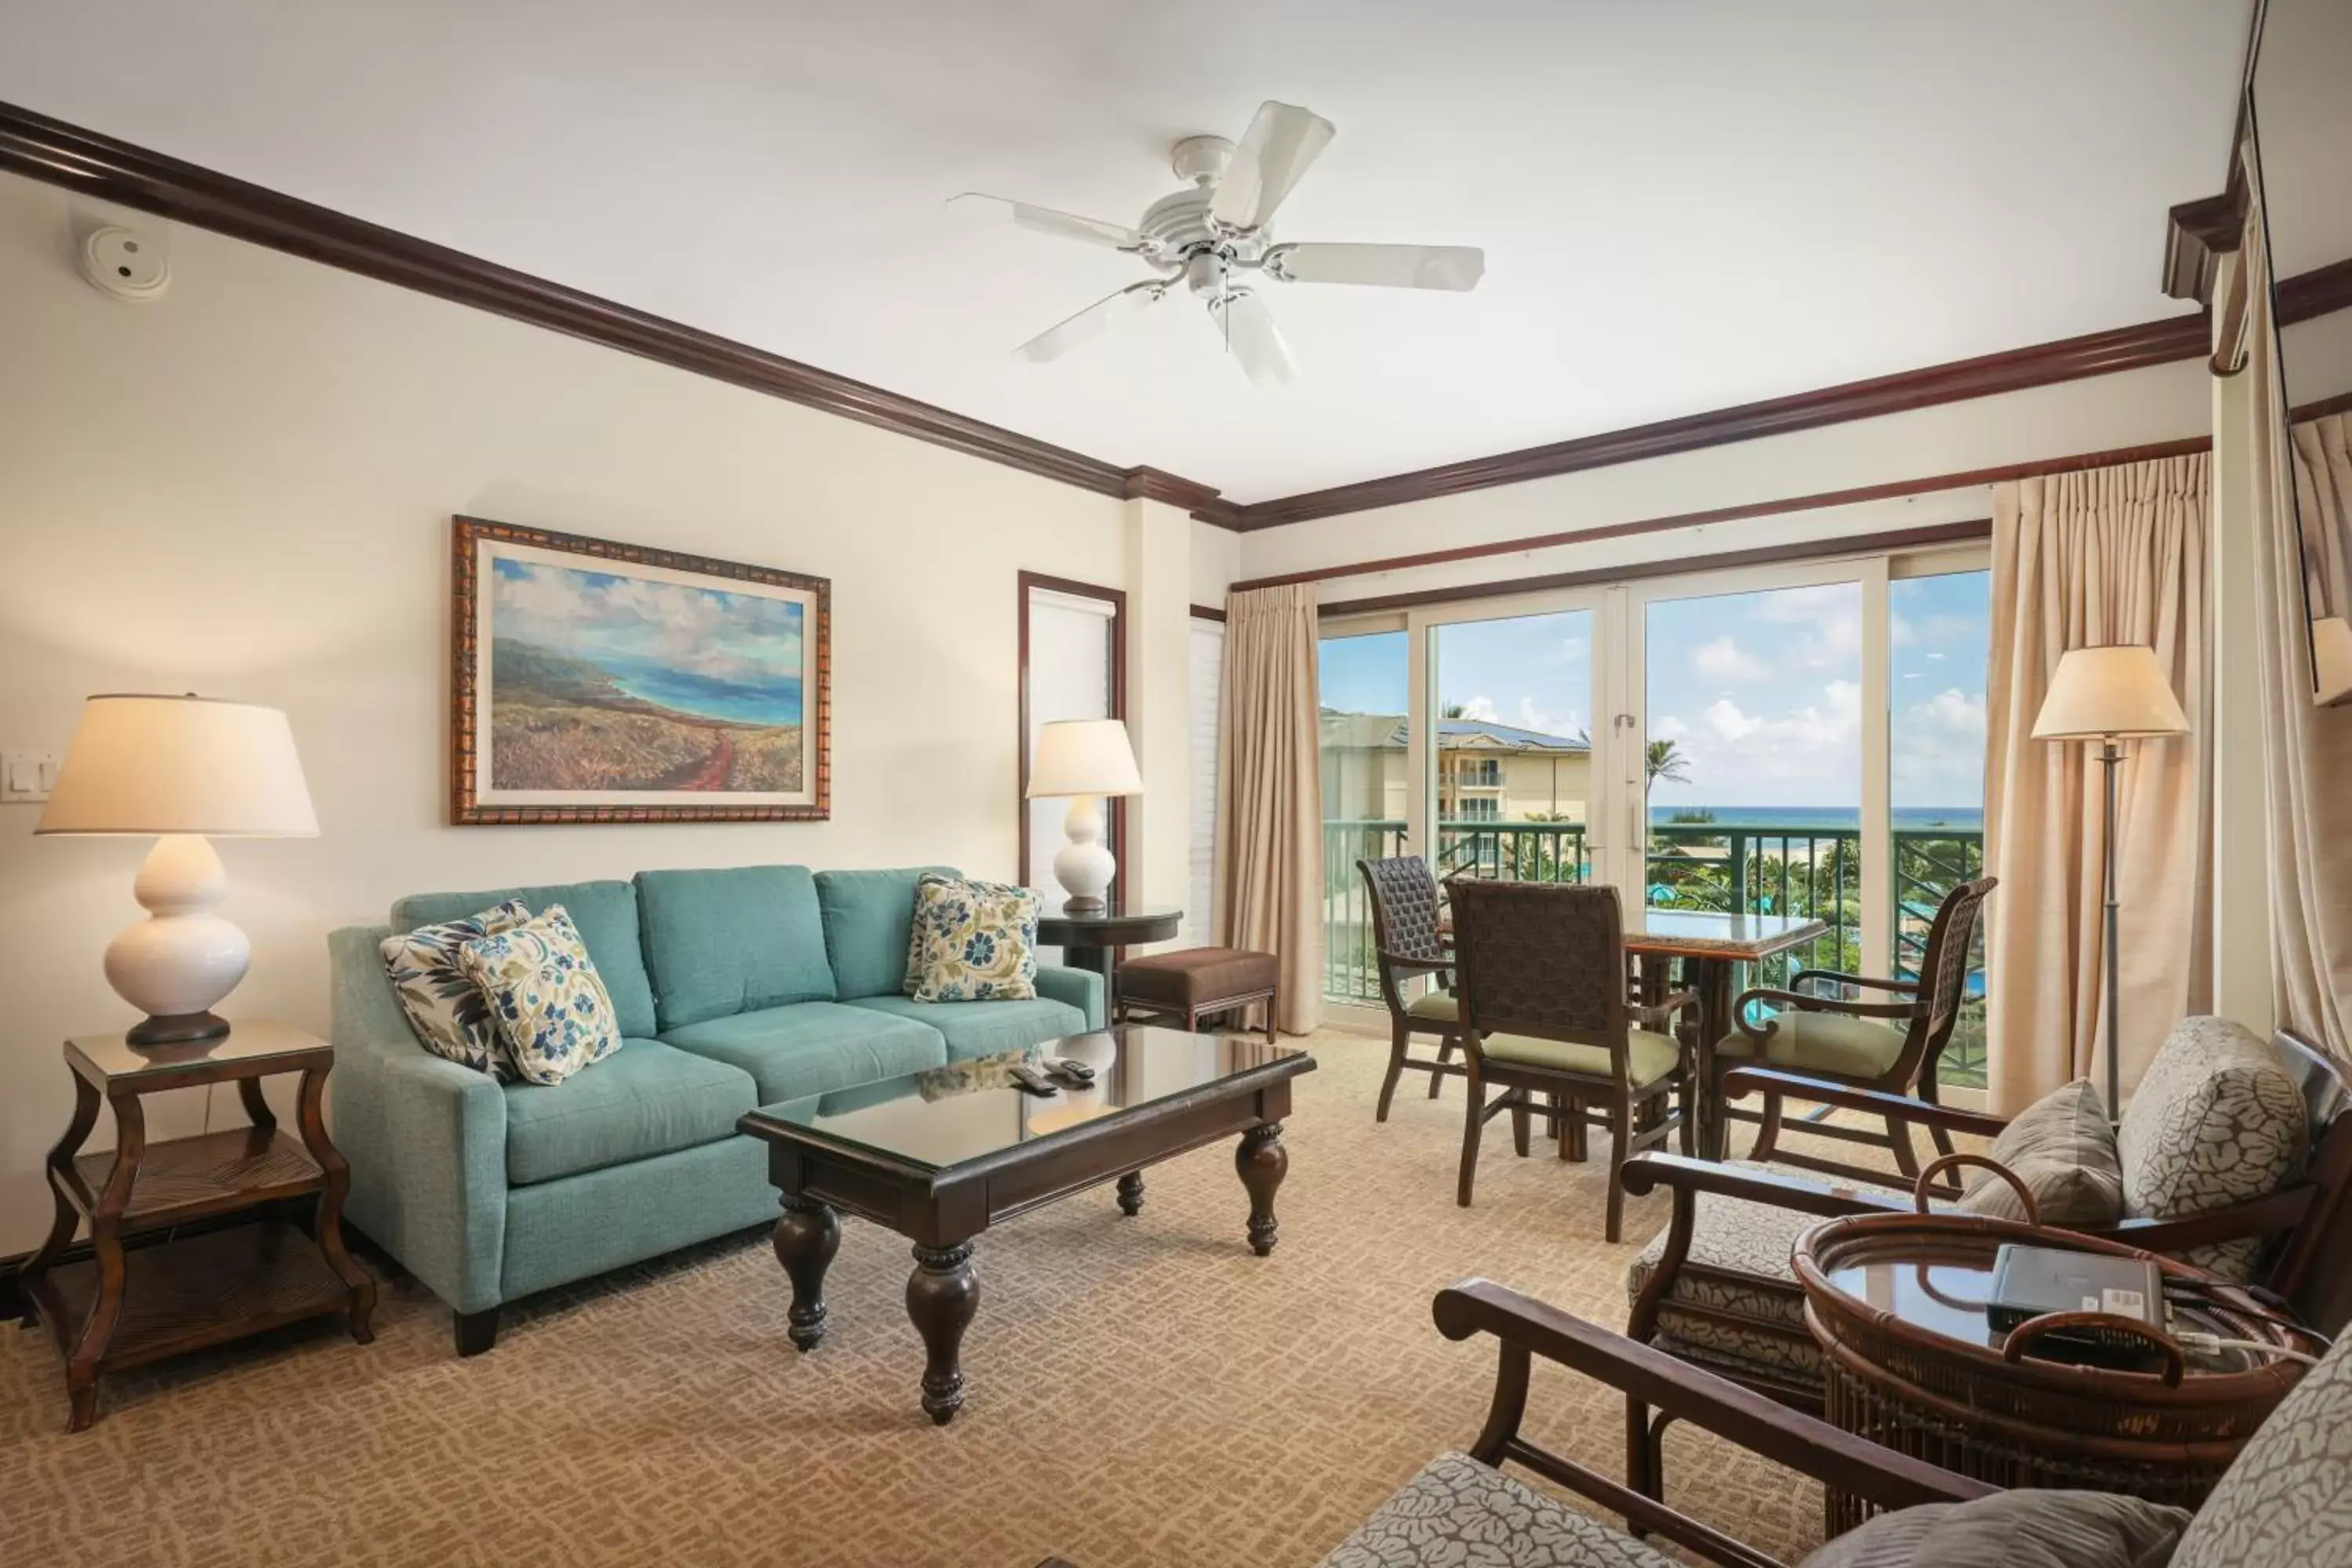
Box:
(2031, 645), (2190, 1116)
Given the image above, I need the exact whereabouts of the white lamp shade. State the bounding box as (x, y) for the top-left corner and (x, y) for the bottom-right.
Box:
(2031, 646), (2190, 741)
(1026, 718), (1143, 799)
(36, 694), (319, 837)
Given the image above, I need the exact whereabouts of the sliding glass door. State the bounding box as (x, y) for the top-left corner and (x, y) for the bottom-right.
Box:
(1432, 606), (1599, 884)
(1317, 626), (1410, 1004)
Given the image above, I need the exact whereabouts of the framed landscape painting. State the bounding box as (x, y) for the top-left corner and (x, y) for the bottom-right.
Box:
(450, 515), (829, 824)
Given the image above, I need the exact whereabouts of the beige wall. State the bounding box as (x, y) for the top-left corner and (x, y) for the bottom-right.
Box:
(0, 174), (1145, 1253)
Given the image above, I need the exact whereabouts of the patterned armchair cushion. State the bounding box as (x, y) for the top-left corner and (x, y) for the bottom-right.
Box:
(379, 898), (533, 1078)
(459, 905), (625, 1087)
(1715, 1011), (1908, 1079)
(1318, 1452), (1682, 1568)
(904, 873), (1040, 1002)
(1955, 1078), (2125, 1226)
(1799, 1490), (2191, 1568)
(2172, 1327), (2352, 1566)
(2118, 1016), (2308, 1279)
(1628, 1163), (1933, 1385)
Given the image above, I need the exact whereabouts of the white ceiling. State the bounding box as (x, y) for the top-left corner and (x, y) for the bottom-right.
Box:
(0, 1), (2251, 503)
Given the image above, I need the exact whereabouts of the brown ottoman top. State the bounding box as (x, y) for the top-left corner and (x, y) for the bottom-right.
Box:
(1119, 946), (1278, 1007)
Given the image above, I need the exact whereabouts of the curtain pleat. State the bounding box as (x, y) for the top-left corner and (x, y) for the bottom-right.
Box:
(1215, 584), (1325, 1034)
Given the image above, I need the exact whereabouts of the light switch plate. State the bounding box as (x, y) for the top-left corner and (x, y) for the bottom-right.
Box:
(2, 752), (59, 804)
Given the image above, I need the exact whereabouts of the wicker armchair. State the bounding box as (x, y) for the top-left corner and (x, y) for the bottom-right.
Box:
(1356, 855), (1466, 1121)
(1450, 880), (1697, 1240)
(1702, 876), (1994, 1179)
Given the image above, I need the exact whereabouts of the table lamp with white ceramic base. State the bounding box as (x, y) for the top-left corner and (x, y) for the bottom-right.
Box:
(1025, 717), (1144, 913)
(2029, 644), (2190, 1119)
(35, 694), (318, 1047)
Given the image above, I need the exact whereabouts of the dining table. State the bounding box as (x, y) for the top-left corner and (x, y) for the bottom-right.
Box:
(1441, 902), (1828, 1160)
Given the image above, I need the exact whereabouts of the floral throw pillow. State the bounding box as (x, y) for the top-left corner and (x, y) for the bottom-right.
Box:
(459, 905), (624, 1086)
(379, 899), (533, 1078)
(904, 874), (1039, 1003)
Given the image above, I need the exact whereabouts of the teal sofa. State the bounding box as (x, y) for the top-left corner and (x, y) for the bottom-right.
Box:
(327, 864), (1102, 1354)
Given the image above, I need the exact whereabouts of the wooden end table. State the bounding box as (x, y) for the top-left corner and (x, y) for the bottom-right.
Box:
(19, 1020), (377, 1431)
(1794, 1212), (2310, 1530)
(739, 1024), (1312, 1424)
(1031, 896), (1183, 1013)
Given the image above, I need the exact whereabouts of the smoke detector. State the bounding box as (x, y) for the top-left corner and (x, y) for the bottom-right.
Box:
(77, 223), (171, 303)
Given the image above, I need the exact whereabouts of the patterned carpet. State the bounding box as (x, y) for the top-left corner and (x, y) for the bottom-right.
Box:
(1, 1029), (1832, 1568)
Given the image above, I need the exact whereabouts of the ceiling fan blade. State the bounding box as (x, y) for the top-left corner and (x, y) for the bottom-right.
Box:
(1208, 101), (1335, 231)
(950, 192), (1147, 252)
(1267, 241), (1485, 292)
(1207, 289), (1297, 388)
(1014, 280), (1167, 363)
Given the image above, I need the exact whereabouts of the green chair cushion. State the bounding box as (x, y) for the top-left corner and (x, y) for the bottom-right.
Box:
(636, 866), (837, 1029)
(393, 880), (658, 1039)
(1715, 1009), (1907, 1079)
(1481, 1028), (1682, 1085)
(659, 1001), (945, 1103)
(844, 994), (1087, 1062)
(815, 866), (956, 1000)
(1407, 988), (1458, 1021)
(501, 1039), (757, 1186)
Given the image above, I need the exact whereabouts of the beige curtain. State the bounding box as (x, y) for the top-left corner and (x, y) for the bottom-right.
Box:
(1215, 583), (1325, 1035)
(1984, 456), (2213, 1113)
(2242, 148), (2352, 1059)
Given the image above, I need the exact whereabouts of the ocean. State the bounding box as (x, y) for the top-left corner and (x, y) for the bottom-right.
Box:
(1650, 805), (1984, 832)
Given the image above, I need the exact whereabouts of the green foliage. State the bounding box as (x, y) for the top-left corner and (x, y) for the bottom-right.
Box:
(1665, 808), (1717, 824)
(1646, 738), (1690, 786)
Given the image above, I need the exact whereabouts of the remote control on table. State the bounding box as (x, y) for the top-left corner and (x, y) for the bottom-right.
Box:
(1047, 1057), (1097, 1084)
(1007, 1062), (1060, 1096)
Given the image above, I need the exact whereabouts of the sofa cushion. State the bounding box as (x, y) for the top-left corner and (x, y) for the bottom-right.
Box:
(844, 994), (1086, 1062)
(379, 898), (533, 1078)
(502, 1038), (757, 1186)
(636, 866), (837, 1029)
(1801, 1490), (2192, 1568)
(1716, 1009), (1908, 1079)
(1318, 1451), (1682, 1568)
(2119, 1015), (2309, 1279)
(2172, 1325), (2352, 1567)
(394, 880), (657, 1038)
(815, 866), (956, 1000)
(1957, 1078), (2124, 1226)
(905, 873), (1039, 1002)
(659, 1000), (944, 1103)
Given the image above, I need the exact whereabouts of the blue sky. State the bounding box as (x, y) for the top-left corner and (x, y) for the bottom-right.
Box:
(1318, 570), (1990, 809)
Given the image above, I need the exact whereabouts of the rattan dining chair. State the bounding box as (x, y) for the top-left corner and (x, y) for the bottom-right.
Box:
(1358, 855), (1466, 1120)
(1450, 878), (1697, 1240)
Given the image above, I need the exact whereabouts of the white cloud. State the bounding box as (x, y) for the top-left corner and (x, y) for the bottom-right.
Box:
(1891, 688), (1988, 805)
(1653, 714), (1690, 741)
(1515, 696), (1584, 741)
(1693, 635), (1772, 681)
(1646, 681), (1867, 808)
(1702, 699), (1758, 740)
(1455, 695), (1500, 722)
(1559, 635), (1590, 661)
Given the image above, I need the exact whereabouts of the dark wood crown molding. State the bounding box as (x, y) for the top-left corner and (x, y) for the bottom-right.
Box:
(1118, 466), (1230, 521)
(0, 99), (1231, 511)
(2163, 183), (2248, 307)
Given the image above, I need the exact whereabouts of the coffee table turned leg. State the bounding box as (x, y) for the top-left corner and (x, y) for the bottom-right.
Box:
(775, 1196), (840, 1352)
(1236, 1121), (1287, 1257)
(1116, 1171), (1145, 1216)
(906, 1241), (978, 1425)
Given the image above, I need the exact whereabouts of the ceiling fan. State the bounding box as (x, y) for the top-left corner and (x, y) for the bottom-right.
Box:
(954, 100), (1485, 388)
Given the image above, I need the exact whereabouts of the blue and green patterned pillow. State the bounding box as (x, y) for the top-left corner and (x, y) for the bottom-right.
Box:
(459, 905), (624, 1086)
(380, 899), (533, 1078)
(903, 874), (1039, 1003)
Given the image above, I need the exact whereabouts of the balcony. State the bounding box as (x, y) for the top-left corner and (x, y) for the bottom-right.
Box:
(1318, 818), (1987, 1088)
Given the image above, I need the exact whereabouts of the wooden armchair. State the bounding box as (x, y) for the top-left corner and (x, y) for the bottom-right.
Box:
(1618, 1028), (2352, 1494)
(1704, 876), (1994, 1181)
(1356, 855), (1465, 1120)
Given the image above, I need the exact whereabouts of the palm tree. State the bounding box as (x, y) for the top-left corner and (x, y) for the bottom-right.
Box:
(1646, 737), (1690, 787)
(1440, 702), (1468, 720)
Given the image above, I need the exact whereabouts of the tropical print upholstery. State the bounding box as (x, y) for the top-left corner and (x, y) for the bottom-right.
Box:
(2171, 1323), (2352, 1566)
(1319, 1451), (1682, 1568)
(2118, 1015), (2309, 1279)
(1627, 1161), (1936, 1384)
(459, 905), (624, 1087)
(904, 873), (1039, 1003)
(1956, 1077), (2125, 1226)
(379, 898), (532, 1078)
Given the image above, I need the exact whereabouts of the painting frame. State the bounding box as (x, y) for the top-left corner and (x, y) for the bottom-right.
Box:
(449, 514), (831, 825)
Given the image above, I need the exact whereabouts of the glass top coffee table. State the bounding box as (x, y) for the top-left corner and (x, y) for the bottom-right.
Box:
(738, 1024), (1315, 1423)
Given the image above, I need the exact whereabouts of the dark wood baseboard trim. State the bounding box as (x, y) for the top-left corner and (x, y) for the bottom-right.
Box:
(0, 98), (1224, 516)
(1240, 437), (2209, 596)
(1320, 521), (1992, 619)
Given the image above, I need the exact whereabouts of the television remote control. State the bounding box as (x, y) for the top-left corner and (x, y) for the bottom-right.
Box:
(1007, 1062), (1060, 1096)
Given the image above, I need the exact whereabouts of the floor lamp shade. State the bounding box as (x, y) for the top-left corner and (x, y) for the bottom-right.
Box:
(36, 695), (318, 1046)
(1025, 719), (1143, 911)
(2029, 647), (2189, 1117)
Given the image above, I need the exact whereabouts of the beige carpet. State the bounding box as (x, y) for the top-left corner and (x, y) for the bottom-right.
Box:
(1, 1030), (1835, 1567)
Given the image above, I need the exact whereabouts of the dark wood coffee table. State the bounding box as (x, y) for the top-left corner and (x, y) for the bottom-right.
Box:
(738, 1025), (1314, 1424)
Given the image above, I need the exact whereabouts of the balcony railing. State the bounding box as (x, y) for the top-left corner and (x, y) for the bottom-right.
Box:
(1318, 817), (1987, 1088)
